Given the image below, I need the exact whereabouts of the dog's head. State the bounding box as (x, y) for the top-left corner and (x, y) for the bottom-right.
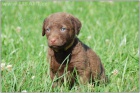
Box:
(42, 12), (82, 51)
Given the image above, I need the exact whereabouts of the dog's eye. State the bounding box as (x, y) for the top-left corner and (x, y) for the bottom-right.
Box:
(61, 27), (66, 32)
(46, 28), (50, 32)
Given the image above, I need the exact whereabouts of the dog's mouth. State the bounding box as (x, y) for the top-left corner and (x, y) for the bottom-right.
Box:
(47, 36), (75, 51)
(49, 40), (75, 52)
(49, 45), (65, 52)
(50, 45), (60, 49)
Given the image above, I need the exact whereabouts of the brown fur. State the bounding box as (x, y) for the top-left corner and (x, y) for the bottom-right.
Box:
(42, 12), (107, 88)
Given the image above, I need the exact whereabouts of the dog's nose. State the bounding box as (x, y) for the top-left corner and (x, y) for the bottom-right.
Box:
(50, 38), (56, 43)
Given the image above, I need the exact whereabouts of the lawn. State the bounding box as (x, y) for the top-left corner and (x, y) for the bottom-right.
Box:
(1, 1), (139, 92)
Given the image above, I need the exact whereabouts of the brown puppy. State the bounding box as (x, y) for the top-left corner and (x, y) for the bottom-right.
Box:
(42, 12), (106, 88)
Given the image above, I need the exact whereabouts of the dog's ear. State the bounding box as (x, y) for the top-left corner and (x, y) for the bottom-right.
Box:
(42, 18), (49, 36)
(70, 15), (82, 35)
(42, 19), (46, 36)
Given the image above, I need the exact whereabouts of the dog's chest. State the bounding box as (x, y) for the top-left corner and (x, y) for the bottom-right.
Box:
(50, 52), (88, 75)
(50, 56), (75, 75)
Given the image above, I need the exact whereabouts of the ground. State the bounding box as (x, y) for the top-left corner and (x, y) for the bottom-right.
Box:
(1, 1), (139, 92)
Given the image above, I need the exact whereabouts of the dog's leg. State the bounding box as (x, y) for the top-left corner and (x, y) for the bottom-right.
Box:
(79, 71), (90, 85)
(50, 70), (60, 88)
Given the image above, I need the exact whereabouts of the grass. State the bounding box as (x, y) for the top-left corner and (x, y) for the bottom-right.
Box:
(1, 1), (139, 92)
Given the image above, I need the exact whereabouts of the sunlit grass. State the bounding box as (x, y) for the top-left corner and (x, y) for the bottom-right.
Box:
(1, 1), (139, 92)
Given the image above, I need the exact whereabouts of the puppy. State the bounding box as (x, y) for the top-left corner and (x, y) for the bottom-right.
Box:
(42, 12), (107, 89)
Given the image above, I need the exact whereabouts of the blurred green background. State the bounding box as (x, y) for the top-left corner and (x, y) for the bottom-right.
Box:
(1, 1), (139, 92)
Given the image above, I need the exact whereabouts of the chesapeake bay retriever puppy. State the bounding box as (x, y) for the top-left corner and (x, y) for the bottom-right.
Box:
(42, 12), (106, 89)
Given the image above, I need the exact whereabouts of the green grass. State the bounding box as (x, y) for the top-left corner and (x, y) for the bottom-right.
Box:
(1, 1), (139, 92)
